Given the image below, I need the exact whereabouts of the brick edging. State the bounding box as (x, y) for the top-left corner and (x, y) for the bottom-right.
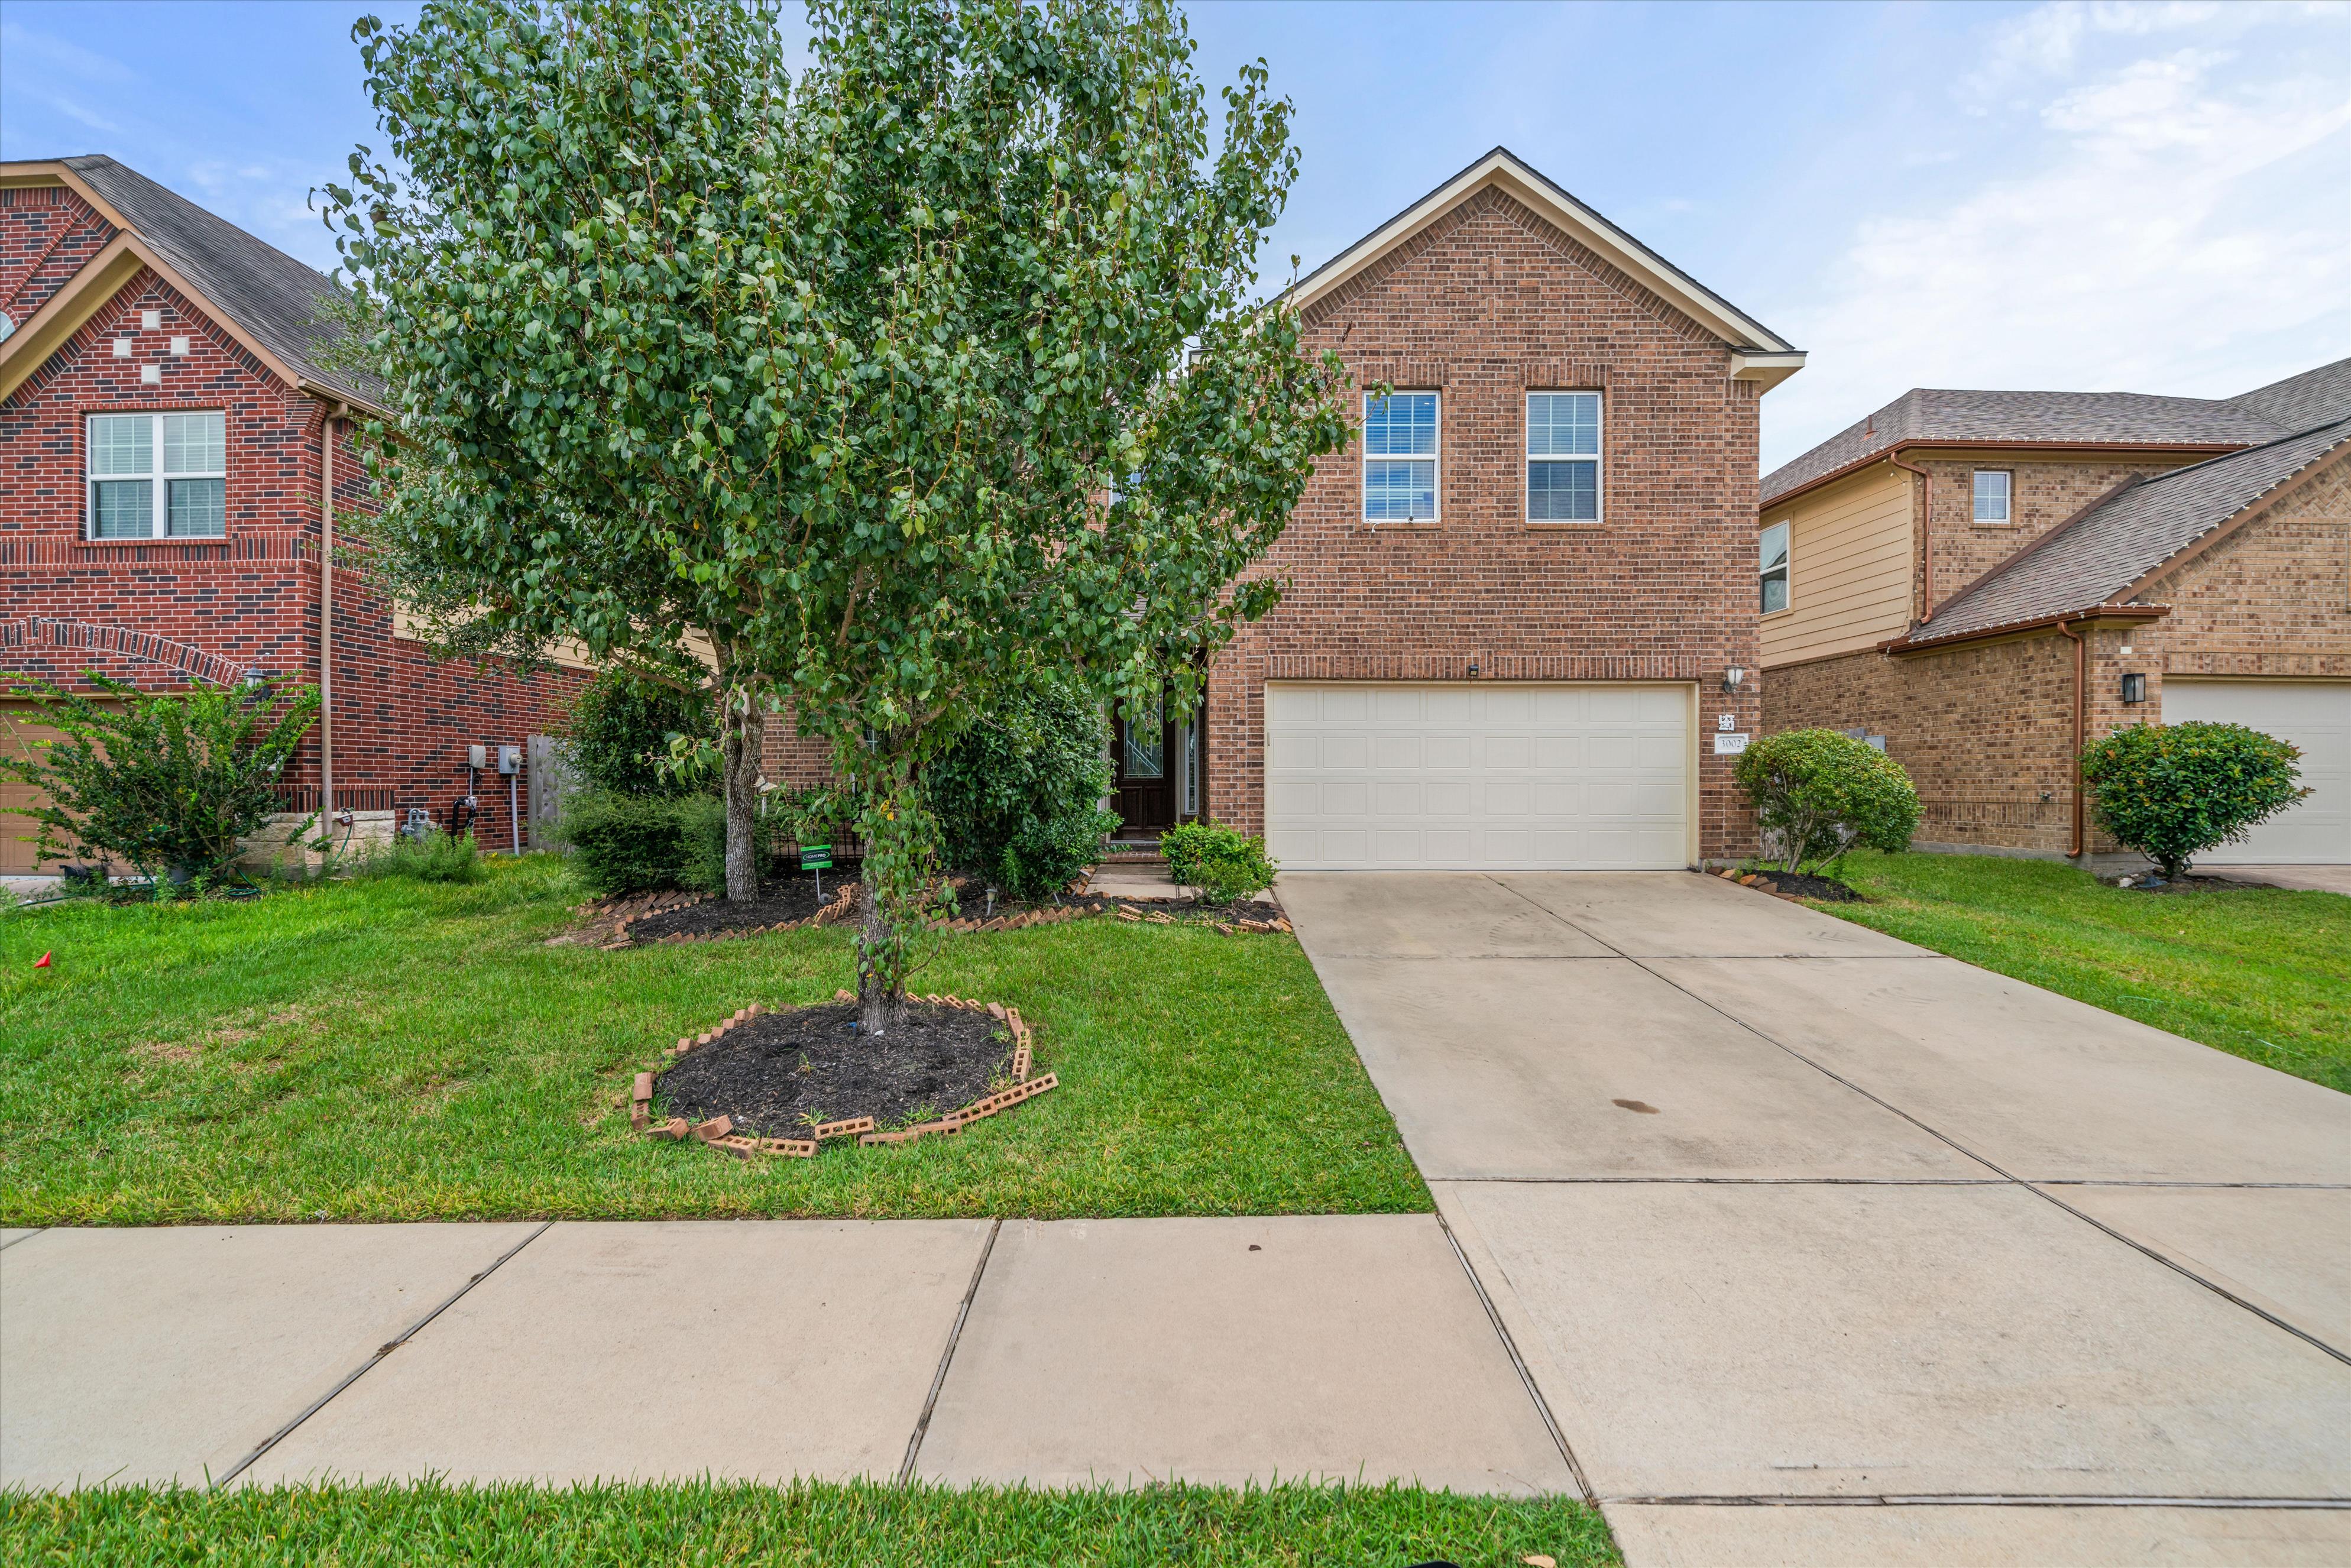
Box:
(631, 993), (1059, 1159)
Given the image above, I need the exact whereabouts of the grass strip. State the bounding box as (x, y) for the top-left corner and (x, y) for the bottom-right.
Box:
(0, 1478), (1617, 1566)
(1815, 851), (2349, 1093)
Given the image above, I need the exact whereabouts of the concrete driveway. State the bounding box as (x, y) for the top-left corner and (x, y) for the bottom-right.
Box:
(1282, 871), (2351, 1567)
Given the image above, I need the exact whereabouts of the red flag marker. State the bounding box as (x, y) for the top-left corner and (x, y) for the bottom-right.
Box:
(34, 953), (51, 968)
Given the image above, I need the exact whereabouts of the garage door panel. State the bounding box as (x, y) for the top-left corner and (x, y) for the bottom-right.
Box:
(2158, 681), (2349, 864)
(1264, 682), (1691, 871)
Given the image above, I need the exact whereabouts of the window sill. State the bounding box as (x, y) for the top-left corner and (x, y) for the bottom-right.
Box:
(1523, 520), (1607, 532)
(1366, 520), (1445, 534)
(78, 536), (232, 549)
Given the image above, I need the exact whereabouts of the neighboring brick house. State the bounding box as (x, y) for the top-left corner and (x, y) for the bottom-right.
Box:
(1757, 359), (2351, 867)
(0, 155), (585, 873)
(1099, 148), (1803, 868)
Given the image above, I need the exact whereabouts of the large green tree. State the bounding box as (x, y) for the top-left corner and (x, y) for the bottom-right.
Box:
(333, 0), (1352, 1031)
(326, 0), (804, 898)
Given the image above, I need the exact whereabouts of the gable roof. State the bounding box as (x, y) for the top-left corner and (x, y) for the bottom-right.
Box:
(1281, 147), (1805, 390)
(1887, 414), (2351, 652)
(2226, 357), (2351, 433)
(0, 155), (383, 413)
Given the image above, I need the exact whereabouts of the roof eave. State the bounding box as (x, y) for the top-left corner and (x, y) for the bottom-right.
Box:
(1880, 603), (2169, 656)
(1760, 438), (2255, 513)
(1281, 147), (1795, 357)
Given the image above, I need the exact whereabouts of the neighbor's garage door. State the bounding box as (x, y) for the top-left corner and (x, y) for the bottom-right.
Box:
(0, 708), (76, 874)
(1264, 682), (1691, 870)
(2159, 680), (2349, 864)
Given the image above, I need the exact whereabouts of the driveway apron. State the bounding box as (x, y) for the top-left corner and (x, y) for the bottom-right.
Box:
(1281, 870), (2351, 1567)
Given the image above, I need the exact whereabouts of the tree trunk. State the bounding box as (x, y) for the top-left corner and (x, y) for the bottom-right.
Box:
(856, 883), (903, 1036)
(723, 693), (763, 902)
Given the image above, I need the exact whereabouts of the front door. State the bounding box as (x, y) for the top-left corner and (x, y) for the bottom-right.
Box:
(1112, 694), (1177, 836)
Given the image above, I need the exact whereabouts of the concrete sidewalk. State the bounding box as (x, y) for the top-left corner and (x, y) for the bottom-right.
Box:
(0, 1214), (1569, 1496)
(1282, 870), (2351, 1568)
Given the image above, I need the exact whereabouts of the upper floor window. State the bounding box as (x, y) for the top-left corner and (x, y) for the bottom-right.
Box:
(1760, 520), (1790, 613)
(88, 411), (225, 540)
(1973, 468), (2012, 524)
(1364, 391), (1438, 521)
(1527, 391), (1601, 521)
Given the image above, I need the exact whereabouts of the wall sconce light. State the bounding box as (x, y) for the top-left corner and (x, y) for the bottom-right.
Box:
(1722, 666), (1746, 694)
(2120, 672), (2147, 705)
(1466, 662), (1480, 678)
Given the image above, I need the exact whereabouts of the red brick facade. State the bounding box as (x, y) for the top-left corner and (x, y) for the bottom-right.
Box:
(1203, 184), (1764, 861)
(1, 225), (581, 861)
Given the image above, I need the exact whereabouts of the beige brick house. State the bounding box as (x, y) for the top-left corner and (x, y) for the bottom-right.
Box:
(1757, 359), (2351, 867)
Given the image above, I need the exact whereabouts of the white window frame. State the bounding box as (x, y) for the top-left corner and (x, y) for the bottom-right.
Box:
(1973, 468), (2013, 525)
(1362, 390), (1440, 523)
(85, 411), (226, 540)
(1760, 519), (1790, 614)
(1525, 390), (1604, 524)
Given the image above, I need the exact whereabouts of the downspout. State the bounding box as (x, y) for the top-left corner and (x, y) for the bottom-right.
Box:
(1887, 452), (1933, 622)
(2056, 617), (2085, 858)
(319, 410), (335, 828)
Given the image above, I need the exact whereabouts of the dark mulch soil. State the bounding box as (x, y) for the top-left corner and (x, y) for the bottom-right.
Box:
(1092, 895), (1284, 923)
(655, 1001), (1016, 1136)
(2104, 872), (2255, 895)
(625, 869), (860, 944)
(1724, 869), (1863, 902)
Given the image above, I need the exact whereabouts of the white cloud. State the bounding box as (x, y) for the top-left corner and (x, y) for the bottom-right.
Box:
(1763, 4), (2351, 471)
(0, 21), (138, 86)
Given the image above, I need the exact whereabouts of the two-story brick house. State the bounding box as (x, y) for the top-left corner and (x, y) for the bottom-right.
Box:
(0, 155), (584, 873)
(1758, 360), (2351, 867)
(1105, 148), (1803, 870)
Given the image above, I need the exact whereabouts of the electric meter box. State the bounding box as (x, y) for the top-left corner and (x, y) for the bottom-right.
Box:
(497, 744), (522, 775)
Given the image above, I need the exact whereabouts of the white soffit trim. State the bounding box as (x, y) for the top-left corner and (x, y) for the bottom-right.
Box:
(1283, 147), (1803, 373)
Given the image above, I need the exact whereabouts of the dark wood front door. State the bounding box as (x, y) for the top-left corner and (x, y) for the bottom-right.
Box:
(1112, 696), (1177, 835)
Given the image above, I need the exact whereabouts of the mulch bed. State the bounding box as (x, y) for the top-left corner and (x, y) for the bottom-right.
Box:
(656, 1000), (1011, 1138)
(940, 892), (1290, 935)
(623, 869), (860, 944)
(2105, 872), (2256, 895)
(1712, 867), (1863, 903)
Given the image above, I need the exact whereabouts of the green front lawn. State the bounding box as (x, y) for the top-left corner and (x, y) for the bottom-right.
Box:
(0, 860), (1428, 1224)
(0, 1481), (1618, 1567)
(1818, 851), (2350, 1092)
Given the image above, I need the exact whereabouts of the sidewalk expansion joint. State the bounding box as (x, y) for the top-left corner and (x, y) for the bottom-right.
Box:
(1434, 1207), (1597, 1508)
(898, 1217), (1001, 1486)
(0, 1227), (47, 1253)
(209, 1219), (553, 1490)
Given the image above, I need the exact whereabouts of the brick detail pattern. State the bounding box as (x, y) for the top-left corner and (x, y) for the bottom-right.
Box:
(0, 186), (115, 326)
(1, 245), (582, 850)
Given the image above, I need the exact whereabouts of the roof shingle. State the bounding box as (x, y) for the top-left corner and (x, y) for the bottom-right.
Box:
(60, 154), (382, 410)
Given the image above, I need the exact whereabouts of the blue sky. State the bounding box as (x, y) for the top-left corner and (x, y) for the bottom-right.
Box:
(5, 0), (2345, 469)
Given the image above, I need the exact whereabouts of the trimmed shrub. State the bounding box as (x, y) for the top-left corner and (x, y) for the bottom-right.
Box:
(1162, 821), (1278, 904)
(2081, 721), (2305, 877)
(1734, 729), (1921, 874)
(0, 672), (319, 890)
(563, 670), (713, 798)
(552, 790), (697, 896)
(928, 678), (1121, 900)
(355, 827), (485, 884)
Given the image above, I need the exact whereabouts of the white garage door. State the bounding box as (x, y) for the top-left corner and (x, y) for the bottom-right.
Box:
(2159, 681), (2350, 864)
(1264, 682), (1691, 870)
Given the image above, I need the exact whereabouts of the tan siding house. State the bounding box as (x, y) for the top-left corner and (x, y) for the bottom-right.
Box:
(1757, 362), (2351, 868)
